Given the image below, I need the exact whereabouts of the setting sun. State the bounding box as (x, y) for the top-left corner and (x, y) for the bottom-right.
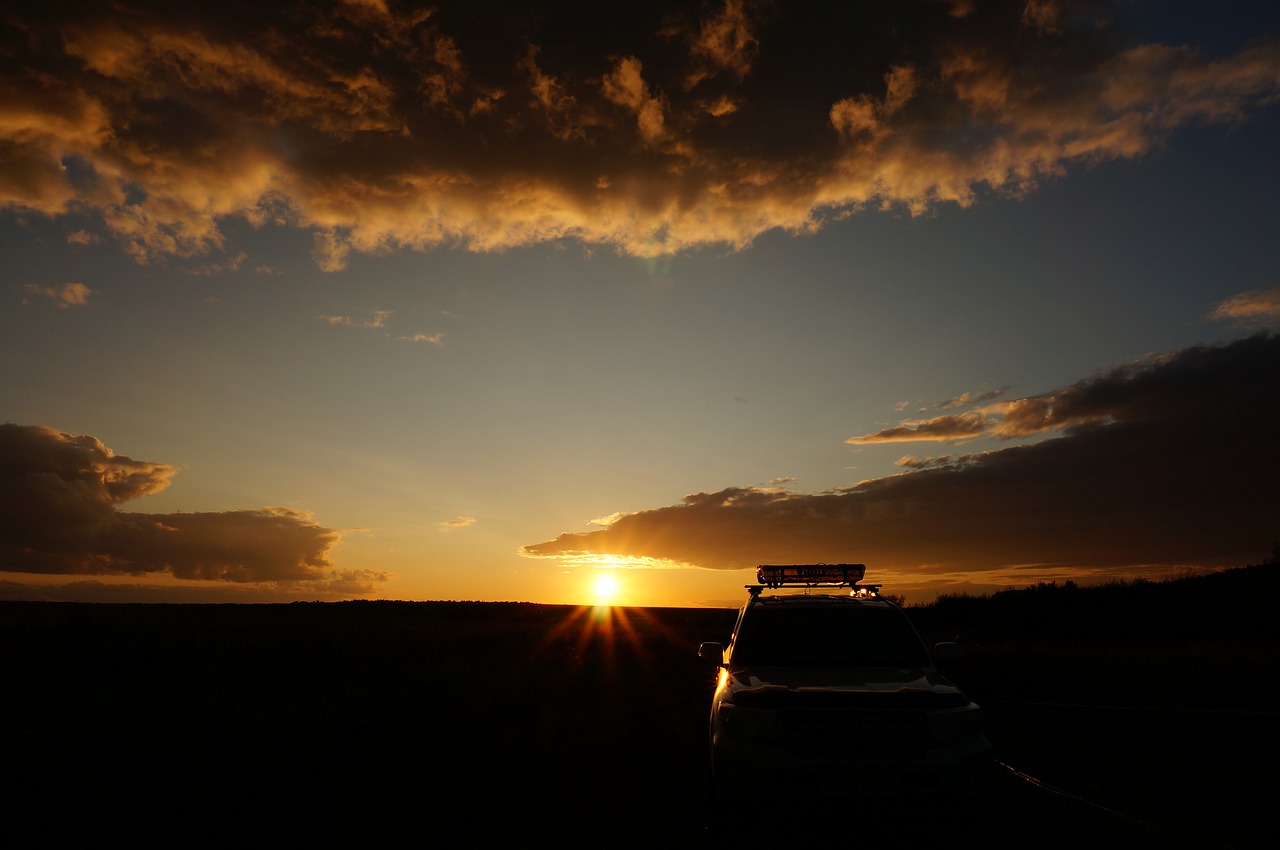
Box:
(593, 574), (620, 605)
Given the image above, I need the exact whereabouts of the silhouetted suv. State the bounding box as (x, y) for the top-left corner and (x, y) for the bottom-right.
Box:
(698, 565), (991, 799)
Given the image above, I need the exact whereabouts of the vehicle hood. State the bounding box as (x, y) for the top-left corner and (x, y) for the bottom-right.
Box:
(726, 665), (964, 699)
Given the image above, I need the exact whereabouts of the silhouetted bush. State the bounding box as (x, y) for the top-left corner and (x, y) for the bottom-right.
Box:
(906, 562), (1280, 643)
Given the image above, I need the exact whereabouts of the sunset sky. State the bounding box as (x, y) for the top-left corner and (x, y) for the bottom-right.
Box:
(3, 0), (1279, 607)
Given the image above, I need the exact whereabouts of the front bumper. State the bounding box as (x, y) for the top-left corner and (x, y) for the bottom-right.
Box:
(711, 725), (992, 799)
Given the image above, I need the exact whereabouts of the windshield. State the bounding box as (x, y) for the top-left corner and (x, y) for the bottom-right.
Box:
(730, 605), (931, 668)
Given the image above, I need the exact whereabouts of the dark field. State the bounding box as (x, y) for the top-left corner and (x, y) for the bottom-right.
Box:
(3, 568), (1277, 847)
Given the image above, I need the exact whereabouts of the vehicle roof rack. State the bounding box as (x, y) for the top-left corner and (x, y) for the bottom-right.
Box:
(747, 564), (882, 597)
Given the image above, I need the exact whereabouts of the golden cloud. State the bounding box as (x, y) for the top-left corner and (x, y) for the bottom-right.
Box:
(0, 3), (1276, 266)
(686, 0), (758, 85)
(21, 282), (94, 308)
(1211, 286), (1280, 322)
(847, 413), (991, 444)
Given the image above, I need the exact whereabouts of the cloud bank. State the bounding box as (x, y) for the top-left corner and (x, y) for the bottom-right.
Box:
(2, 1), (1277, 267)
(523, 334), (1280, 584)
(0, 425), (381, 593)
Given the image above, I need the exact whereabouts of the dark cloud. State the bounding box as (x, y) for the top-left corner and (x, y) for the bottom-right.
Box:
(1, 2), (1276, 266)
(0, 424), (349, 584)
(523, 334), (1280, 582)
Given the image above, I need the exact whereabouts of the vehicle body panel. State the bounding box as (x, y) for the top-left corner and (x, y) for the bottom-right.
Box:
(705, 590), (992, 799)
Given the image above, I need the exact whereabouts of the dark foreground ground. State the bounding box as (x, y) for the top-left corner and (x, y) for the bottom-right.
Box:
(2, 598), (1275, 847)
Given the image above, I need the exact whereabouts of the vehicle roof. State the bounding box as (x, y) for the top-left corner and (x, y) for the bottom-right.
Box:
(745, 591), (895, 608)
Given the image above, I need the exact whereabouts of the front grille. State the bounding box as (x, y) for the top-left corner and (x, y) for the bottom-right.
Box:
(779, 708), (929, 757)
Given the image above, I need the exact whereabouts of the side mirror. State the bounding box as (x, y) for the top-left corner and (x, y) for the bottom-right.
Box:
(934, 641), (963, 665)
(698, 641), (725, 664)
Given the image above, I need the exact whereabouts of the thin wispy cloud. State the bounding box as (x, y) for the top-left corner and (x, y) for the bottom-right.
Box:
(524, 334), (1280, 583)
(935, 388), (1009, 410)
(895, 455), (959, 471)
(320, 309), (444, 346)
(395, 332), (445, 347)
(848, 412), (990, 445)
(21, 283), (94, 308)
(186, 251), (248, 276)
(320, 310), (393, 329)
(66, 229), (100, 245)
(1211, 286), (1280, 324)
(440, 515), (477, 530)
(2, 3), (1276, 267)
